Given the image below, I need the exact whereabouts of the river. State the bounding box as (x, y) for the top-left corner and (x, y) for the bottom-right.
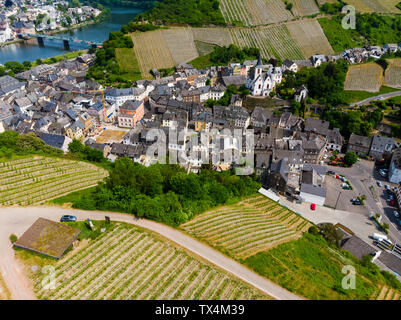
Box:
(0, 6), (144, 65)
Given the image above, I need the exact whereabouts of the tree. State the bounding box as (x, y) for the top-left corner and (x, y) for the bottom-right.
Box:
(344, 151), (358, 166)
(4, 61), (24, 73)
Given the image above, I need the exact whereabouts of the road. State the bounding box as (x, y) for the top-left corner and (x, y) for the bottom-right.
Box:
(0, 206), (302, 301)
(350, 90), (401, 107)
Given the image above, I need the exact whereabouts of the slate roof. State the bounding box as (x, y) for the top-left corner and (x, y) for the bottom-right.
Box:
(300, 183), (326, 198)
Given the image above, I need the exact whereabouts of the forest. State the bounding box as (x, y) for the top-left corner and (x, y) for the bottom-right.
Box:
(70, 157), (261, 226)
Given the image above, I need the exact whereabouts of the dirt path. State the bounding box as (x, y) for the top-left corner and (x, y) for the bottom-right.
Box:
(0, 206), (302, 300)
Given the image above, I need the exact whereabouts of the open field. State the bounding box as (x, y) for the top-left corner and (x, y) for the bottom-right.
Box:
(219, 0), (293, 26)
(230, 25), (305, 60)
(162, 28), (199, 65)
(131, 30), (175, 79)
(181, 195), (311, 259)
(287, 19), (334, 57)
(344, 63), (383, 92)
(291, 0), (320, 17)
(95, 129), (127, 143)
(34, 223), (271, 300)
(345, 0), (401, 13)
(115, 48), (142, 82)
(0, 156), (108, 206)
(384, 59), (401, 89)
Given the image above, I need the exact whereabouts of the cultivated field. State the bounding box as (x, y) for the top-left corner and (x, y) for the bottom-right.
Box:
(344, 63), (383, 92)
(291, 0), (320, 17)
(373, 286), (401, 300)
(230, 25), (304, 60)
(384, 59), (401, 89)
(287, 19), (334, 57)
(345, 0), (401, 13)
(181, 195), (311, 259)
(192, 28), (232, 47)
(0, 157), (108, 206)
(115, 48), (141, 82)
(35, 223), (271, 300)
(95, 129), (127, 144)
(162, 28), (199, 65)
(219, 0), (293, 26)
(131, 31), (176, 79)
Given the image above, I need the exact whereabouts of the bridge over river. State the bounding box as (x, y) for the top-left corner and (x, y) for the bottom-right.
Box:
(17, 33), (103, 50)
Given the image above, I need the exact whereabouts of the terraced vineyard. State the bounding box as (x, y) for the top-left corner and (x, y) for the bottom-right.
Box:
(0, 156), (108, 206)
(344, 63), (383, 92)
(287, 19), (334, 58)
(384, 59), (401, 89)
(162, 28), (199, 65)
(291, 0), (320, 17)
(345, 0), (401, 13)
(219, 0), (293, 26)
(35, 223), (271, 300)
(181, 195), (311, 259)
(192, 28), (232, 47)
(373, 286), (401, 300)
(230, 25), (304, 60)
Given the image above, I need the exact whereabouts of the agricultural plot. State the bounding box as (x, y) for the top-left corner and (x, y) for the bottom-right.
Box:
(0, 156), (108, 206)
(373, 286), (401, 300)
(230, 25), (304, 60)
(291, 0), (320, 17)
(345, 0), (400, 13)
(131, 31), (175, 79)
(287, 19), (334, 57)
(35, 223), (271, 300)
(115, 48), (141, 82)
(192, 28), (232, 47)
(219, 0), (293, 26)
(181, 195), (311, 259)
(384, 59), (401, 89)
(161, 28), (199, 65)
(344, 63), (383, 92)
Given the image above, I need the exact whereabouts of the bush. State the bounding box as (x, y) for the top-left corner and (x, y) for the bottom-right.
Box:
(9, 234), (18, 244)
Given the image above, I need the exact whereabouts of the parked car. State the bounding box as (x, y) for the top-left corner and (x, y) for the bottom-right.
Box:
(327, 170), (336, 175)
(390, 200), (395, 206)
(385, 184), (390, 190)
(379, 170), (388, 177)
(388, 195), (394, 201)
(352, 198), (362, 205)
(397, 219), (401, 227)
(311, 203), (316, 210)
(393, 211), (399, 218)
(377, 181), (382, 187)
(60, 215), (77, 222)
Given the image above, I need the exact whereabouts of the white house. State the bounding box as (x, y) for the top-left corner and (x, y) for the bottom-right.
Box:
(282, 59), (298, 73)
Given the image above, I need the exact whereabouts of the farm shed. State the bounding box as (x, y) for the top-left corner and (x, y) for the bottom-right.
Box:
(14, 218), (80, 259)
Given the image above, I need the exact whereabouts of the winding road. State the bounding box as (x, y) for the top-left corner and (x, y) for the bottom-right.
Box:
(350, 90), (401, 107)
(0, 206), (302, 301)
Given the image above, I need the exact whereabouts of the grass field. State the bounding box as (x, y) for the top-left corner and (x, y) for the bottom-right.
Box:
(384, 59), (401, 89)
(287, 19), (334, 58)
(95, 129), (127, 144)
(243, 232), (386, 300)
(345, 0), (401, 13)
(131, 30), (176, 79)
(343, 86), (399, 104)
(33, 223), (271, 300)
(219, 0), (293, 26)
(0, 156), (108, 206)
(344, 63), (383, 92)
(181, 195), (311, 259)
(115, 48), (142, 82)
(230, 25), (305, 60)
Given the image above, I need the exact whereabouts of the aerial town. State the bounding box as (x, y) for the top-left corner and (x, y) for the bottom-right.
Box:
(0, 0), (401, 306)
